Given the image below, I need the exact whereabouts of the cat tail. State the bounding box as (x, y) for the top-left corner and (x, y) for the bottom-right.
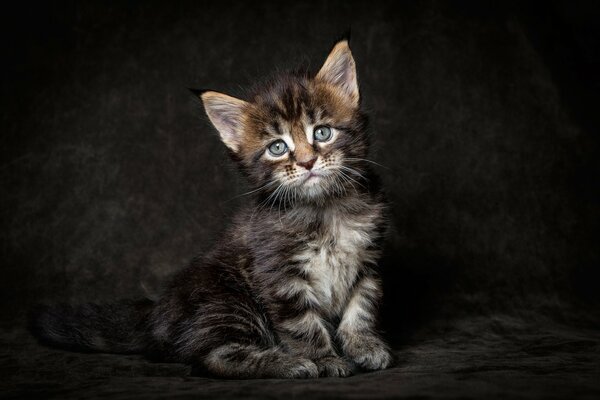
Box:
(30, 299), (155, 354)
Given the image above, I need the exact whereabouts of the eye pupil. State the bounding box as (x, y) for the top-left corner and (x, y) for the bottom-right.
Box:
(268, 140), (288, 156)
(313, 125), (332, 142)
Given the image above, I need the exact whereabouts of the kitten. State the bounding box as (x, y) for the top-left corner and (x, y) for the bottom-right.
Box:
(33, 37), (393, 379)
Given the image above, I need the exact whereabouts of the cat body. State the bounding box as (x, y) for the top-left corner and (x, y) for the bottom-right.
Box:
(34, 38), (393, 379)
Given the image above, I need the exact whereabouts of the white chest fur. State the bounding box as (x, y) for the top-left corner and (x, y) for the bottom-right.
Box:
(291, 208), (380, 316)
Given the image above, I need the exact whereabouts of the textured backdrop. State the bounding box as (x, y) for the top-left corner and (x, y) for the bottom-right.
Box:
(1, 1), (599, 398)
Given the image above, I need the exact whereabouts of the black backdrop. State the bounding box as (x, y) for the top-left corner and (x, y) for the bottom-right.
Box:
(1, 1), (599, 398)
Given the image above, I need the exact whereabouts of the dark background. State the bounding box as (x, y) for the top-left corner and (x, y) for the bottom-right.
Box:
(1, 0), (599, 398)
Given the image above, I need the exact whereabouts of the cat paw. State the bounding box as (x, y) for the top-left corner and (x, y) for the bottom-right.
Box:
(353, 343), (392, 370)
(281, 357), (319, 379)
(314, 355), (353, 377)
(344, 335), (393, 371)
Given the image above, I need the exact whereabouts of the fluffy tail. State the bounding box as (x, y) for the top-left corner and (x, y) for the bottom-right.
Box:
(31, 299), (155, 354)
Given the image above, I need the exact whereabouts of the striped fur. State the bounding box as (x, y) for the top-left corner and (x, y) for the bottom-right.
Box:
(33, 38), (392, 379)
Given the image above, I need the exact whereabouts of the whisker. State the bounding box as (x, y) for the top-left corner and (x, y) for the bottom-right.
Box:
(338, 165), (367, 180)
(337, 169), (364, 190)
(225, 180), (278, 202)
(337, 170), (359, 193)
(269, 184), (284, 215)
(250, 181), (285, 222)
(345, 157), (389, 169)
(331, 175), (343, 197)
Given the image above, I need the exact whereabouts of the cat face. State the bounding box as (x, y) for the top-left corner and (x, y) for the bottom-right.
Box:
(199, 40), (368, 203)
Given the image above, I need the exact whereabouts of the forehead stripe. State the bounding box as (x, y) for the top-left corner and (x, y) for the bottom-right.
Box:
(272, 120), (281, 135)
(306, 108), (315, 124)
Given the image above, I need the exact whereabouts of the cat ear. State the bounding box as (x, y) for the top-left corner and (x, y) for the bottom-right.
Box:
(316, 39), (359, 106)
(199, 90), (248, 153)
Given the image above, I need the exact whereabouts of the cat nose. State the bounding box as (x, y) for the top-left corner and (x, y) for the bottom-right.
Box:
(297, 157), (317, 170)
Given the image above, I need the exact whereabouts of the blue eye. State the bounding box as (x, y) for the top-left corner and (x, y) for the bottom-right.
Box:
(268, 140), (288, 156)
(313, 126), (332, 142)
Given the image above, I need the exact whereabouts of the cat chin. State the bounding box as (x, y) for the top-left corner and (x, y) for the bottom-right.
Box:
(298, 183), (330, 201)
(302, 175), (322, 187)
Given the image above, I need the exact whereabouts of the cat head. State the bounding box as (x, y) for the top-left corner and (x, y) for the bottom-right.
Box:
(197, 38), (369, 204)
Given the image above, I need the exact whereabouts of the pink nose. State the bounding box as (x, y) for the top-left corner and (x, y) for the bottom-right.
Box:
(297, 157), (317, 170)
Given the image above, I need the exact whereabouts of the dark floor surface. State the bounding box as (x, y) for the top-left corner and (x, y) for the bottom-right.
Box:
(2, 316), (598, 399)
(2, 1), (599, 399)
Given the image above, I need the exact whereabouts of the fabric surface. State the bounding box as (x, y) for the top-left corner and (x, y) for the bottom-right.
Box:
(1, 1), (599, 398)
(2, 318), (599, 399)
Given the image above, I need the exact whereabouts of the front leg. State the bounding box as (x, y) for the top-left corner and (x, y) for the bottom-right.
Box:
(336, 274), (393, 370)
(269, 277), (352, 377)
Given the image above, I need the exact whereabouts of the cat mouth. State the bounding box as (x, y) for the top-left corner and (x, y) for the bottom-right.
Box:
(301, 171), (322, 185)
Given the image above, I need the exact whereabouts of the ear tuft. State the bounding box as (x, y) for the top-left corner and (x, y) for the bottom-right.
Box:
(316, 39), (359, 107)
(200, 91), (248, 153)
(336, 28), (352, 45)
(188, 87), (206, 97)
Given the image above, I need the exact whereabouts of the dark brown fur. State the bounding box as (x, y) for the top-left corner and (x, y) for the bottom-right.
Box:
(33, 38), (392, 379)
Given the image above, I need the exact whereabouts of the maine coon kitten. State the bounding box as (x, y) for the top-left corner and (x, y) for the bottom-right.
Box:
(33, 37), (393, 379)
